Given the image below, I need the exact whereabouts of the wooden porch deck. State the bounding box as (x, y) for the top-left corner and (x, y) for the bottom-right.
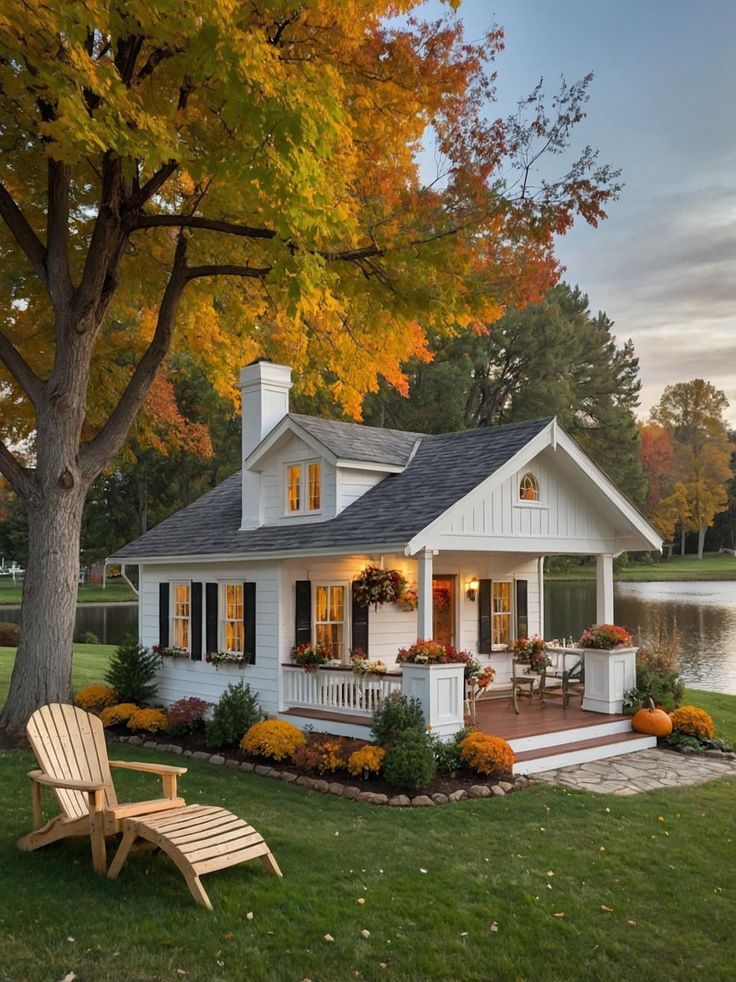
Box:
(471, 692), (629, 740)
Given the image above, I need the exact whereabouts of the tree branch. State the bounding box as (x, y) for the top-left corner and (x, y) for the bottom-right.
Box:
(0, 331), (44, 406)
(185, 263), (272, 281)
(0, 183), (47, 285)
(46, 159), (73, 307)
(128, 161), (179, 210)
(130, 213), (276, 240)
(79, 236), (189, 480)
(0, 438), (37, 502)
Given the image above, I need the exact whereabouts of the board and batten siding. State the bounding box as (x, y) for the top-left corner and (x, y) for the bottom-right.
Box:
(435, 447), (617, 551)
(139, 561), (281, 715)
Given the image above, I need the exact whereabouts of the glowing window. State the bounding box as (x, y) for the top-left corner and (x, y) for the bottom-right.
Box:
(222, 583), (244, 653)
(287, 465), (301, 512)
(285, 461), (321, 513)
(492, 581), (512, 646)
(519, 472), (540, 502)
(172, 583), (191, 650)
(314, 584), (346, 660)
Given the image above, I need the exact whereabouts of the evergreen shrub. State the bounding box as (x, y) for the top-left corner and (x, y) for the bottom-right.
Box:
(205, 681), (262, 748)
(104, 635), (159, 705)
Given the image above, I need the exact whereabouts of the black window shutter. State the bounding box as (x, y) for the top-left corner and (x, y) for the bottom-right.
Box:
(205, 582), (218, 655)
(295, 580), (312, 646)
(516, 579), (529, 639)
(190, 582), (203, 661)
(158, 582), (169, 648)
(478, 579), (492, 654)
(244, 581), (256, 664)
(351, 581), (369, 655)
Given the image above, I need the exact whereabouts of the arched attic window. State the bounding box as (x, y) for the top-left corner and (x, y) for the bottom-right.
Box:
(519, 472), (540, 502)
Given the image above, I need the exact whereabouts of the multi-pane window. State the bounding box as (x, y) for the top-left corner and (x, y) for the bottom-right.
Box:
(308, 462), (321, 510)
(286, 461), (321, 514)
(492, 581), (512, 646)
(172, 583), (191, 649)
(314, 584), (346, 660)
(287, 464), (301, 512)
(222, 583), (244, 653)
(519, 472), (540, 501)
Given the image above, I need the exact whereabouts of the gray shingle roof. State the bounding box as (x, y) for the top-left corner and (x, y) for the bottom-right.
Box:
(287, 414), (423, 466)
(111, 416), (552, 561)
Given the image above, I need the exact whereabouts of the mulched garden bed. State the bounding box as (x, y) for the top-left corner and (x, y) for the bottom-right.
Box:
(105, 725), (528, 807)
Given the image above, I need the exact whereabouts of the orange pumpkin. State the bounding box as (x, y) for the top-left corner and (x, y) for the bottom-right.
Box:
(632, 699), (673, 737)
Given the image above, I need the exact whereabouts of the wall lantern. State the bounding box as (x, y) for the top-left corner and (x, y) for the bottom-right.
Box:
(465, 578), (480, 602)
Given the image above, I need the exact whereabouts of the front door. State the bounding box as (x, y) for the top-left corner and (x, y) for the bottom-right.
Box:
(432, 575), (456, 646)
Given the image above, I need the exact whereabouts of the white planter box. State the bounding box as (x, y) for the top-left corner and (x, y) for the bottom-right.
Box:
(400, 662), (465, 738)
(582, 647), (638, 714)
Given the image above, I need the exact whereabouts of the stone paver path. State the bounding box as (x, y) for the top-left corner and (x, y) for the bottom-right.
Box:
(532, 748), (736, 795)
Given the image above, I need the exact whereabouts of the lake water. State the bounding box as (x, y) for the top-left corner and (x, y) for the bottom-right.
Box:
(545, 580), (736, 695)
(3, 581), (736, 694)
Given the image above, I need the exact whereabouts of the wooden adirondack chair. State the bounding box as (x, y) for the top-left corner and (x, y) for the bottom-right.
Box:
(18, 703), (282, 909)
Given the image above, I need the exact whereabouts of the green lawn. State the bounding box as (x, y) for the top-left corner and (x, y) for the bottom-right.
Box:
(0, 647), (734, 980)
(0, 644), (116, 705)
(545, 552), (736, 582)
(0, 578), (137, 605)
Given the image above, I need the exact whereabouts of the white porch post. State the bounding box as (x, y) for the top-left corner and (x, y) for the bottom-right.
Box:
(416, 548), (434, 639)
(595, 554), (614, 624)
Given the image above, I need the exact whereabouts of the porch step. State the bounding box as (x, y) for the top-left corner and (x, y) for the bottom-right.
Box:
(512, 732), (657, 775)
(507, 717), (633, 755)
(281, 707), (372, 739)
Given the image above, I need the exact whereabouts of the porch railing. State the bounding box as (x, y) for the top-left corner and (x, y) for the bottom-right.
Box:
(282, 664), (402, 716)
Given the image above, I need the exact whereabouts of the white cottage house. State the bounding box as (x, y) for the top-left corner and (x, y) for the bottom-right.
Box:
(111, 361), (663, 772)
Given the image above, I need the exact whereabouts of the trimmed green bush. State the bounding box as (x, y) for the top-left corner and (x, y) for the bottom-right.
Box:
(382, 727), (436, 792)
(205, 681), (263, 749)
(104, 635), (159, 705)
(371, 692), (425, 746)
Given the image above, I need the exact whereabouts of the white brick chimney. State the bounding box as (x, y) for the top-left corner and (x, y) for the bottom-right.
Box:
(238, 361), (293, 529)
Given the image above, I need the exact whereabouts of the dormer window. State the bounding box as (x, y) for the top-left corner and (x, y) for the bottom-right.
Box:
(286, 461), (321, 514)
(519, 472), (540, 502)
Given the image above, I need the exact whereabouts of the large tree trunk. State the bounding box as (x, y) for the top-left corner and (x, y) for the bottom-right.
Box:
(0, 484), (87, 733)
(697, 525), (706, 560)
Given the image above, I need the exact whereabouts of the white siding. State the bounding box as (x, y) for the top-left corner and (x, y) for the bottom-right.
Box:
(139, 561), (281, 715)
(336, 467), (386, 513)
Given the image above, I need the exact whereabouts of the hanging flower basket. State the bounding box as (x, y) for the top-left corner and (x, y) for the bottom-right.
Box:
(353, 565), (407, 610)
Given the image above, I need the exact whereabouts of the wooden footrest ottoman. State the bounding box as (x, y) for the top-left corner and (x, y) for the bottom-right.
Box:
(107, 804), (282, 909)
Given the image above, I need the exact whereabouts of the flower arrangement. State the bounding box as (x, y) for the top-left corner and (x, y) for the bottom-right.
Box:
(126, 707), (169, 734)
(458, 732), (515, 776)
(240, 719), (305, 761)
(99, 702), (140, 727)
(396, 640), (471, 666)
(669, 705), (715, 740)
(153, 644), (190, 659)
(347, 744), (386, 778)
(75, 684), (117, 715)
(465, 658), (496, 689)
(579, 624), (633, 649)
(205, 650), (249, 670)
(291, 641), (331, 672)
(351, 651), (388, 677)
(292, 735), (353, 774)
(353, 565), (407, 610)
(432, 584), (451, 611)
(509, 636), (550, 672)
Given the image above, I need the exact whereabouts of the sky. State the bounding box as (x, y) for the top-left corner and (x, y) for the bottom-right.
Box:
(420, 0), (736, 424)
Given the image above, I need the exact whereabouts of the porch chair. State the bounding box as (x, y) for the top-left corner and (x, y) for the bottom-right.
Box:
(17, 703), (282, 909)
(541, 651), (584, 707)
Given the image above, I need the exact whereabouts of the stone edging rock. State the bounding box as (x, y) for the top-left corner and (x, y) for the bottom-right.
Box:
(111, 734), (531, 806)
